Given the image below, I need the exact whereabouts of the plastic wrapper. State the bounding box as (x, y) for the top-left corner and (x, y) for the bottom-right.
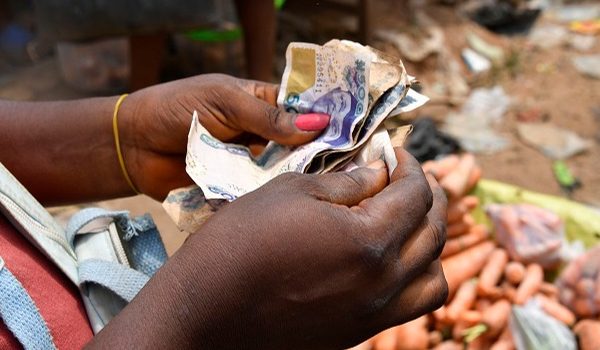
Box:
(511, 299), (576, 350)
(555, 244), (600, 318)
(486, 204), (563, 268)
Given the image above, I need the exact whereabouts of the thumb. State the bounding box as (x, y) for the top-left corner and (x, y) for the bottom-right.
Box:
(229, 91), (330, 146)
(312, 160), (388, 206)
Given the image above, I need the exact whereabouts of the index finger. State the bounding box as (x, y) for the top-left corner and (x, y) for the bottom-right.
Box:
(235, 78), (280, 106)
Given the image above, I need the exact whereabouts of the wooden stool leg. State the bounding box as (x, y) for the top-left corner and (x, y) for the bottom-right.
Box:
(129, 33), (166, 91)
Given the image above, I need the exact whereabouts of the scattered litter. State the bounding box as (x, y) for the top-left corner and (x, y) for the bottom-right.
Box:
(572, 55), (600, 79)
(466, 32), (505, 63)
(517, 108), (546, 123)
(375, 27), (444, 62)
(405, 117), (460, 163)
(462, 48), (491, 73)
(462, 86), (511, 122)
(552, 4), (600, 22)
(442, 86), (511, 154)
(553, 160), (581, 195)
(570, 20), (600, 35)
(528, 25), (568, 49)
(568, 34), (596, 52)
(517, 122), (592, 159)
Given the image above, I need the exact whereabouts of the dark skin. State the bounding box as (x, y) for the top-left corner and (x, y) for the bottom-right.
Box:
(0, 74), (447, 349)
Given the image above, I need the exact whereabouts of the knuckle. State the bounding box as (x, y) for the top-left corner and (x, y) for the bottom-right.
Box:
(264, 106), (285, 133)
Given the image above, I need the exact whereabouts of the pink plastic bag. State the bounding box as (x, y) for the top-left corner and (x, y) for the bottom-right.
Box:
(486, 204), (563, 268)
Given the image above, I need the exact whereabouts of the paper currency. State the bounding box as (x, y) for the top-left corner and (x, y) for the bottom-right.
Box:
(165, 40), (428, 233)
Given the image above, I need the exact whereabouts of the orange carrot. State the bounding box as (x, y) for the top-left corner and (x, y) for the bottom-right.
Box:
(478, 249), (509, 298)
(574, 319), (600, 350)
(440, 154), (476, 199)
(452, 319), (470, 341)
(481, 299), (512, 338)
(442, 241), (496, 296)
(465, 166), (482, 194)
(539, 282), (559, 300)
(475, 298), (491, 312)
(447, 196), (479, 223)
(459, 310), (482, 324)
(504, 262), (526, 285)
(490, 327), (515, 350)
(447, 280), (478, 322)
(467, 336), (491, 350)
(500, 281), (517, 303)
(423, 155), (460, 180)
(442, 226), (489, 258)
(432, 306), (448, 324)
(573, 297), (596, 318)
(371, 326), (398, 350)
(514, 264), (544, 305)
(433, 341), (462, 350)
(536, 294), (576, 326)
(428, 331), (443, 348)
(395, 316), (429, 350)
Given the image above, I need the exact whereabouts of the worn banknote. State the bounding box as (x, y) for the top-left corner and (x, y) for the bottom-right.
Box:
(165, 40), (428, 232)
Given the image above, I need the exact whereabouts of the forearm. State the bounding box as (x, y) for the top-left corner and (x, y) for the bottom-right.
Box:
(0, 97), (136, 205)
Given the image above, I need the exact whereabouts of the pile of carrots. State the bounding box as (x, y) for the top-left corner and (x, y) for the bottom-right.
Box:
(348, 153), (599, 350)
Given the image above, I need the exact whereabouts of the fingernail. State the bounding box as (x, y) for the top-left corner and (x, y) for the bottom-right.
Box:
(367, 159), (385, 170)
(294, 113), (330, 131)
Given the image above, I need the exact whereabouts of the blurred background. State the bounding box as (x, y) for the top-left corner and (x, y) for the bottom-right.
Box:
(1, 0), (598, 254)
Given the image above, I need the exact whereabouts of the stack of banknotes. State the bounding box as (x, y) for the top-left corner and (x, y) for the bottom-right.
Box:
(163, 39), (429, 233)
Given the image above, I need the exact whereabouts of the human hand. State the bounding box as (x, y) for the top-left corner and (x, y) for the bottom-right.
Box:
(119, 74), (329, 200)
(169, 148), (448, 349)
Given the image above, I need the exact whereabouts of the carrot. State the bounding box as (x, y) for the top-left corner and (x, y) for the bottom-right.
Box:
(432, 306), (448, 324)
(467, 336), (491, 350)
(504, 262), (526, 285)
(371, 326), (398, 350)
(447, 214), (476, 238)
(452, 319), (470, 341)
(539, 282), (559, 300)
(536, 294), (576, 326)
(514, 264), (544, 305)
(574, 319), (600, 350)
(442, 241), (496, 296)
(572, 297), (596, 318)
(465, 166), (482, 194)
(446, 280), (478, 322)
(459, 310), (482, 324)
(433, 341), (462, 350)
(428, 331), (443, 348)
(395, 316), (429, 350)
(447, 196), (479, 223)
(490, 327), (515, 350)
(559, 255), (585, 286)
(500, 281), (517, 303)
(481, 299), (512, 338)
(477, 249), (509, 298)
(475, 298), (491, 312)
(440, 154), (475, 199)
(423, 155), (460, 180)
(442, 226), (489, 258)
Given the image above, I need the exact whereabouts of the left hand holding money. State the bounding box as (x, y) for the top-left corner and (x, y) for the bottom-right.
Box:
(120, 73), (330, 200)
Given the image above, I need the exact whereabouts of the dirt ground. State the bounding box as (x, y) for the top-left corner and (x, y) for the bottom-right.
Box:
(1, 1), (599, 254)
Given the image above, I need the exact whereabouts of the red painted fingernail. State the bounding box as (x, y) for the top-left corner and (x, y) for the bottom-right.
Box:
(294, 113), (330, 131)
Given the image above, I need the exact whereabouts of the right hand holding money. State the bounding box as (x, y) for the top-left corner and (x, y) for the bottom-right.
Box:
(164, 148), (447, 349)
